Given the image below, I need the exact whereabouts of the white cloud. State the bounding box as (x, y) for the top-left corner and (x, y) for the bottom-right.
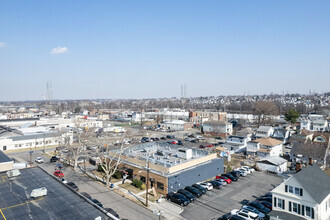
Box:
(50, 46), (68, 54)
(0, 42), (6, 47)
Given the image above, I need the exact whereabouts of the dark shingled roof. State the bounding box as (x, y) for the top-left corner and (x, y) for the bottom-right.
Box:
(293, 165), (330, 203)
(269, 210), (306, 220)
(0, 150), (12, 163)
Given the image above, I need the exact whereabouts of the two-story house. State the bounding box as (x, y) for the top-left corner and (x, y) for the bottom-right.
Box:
(246, 137), (283, 157)
(222, 135), (248, 154)
(256, 126), (274, 138)
(270, 165), (330, 220)
(202, 121), (233, 137)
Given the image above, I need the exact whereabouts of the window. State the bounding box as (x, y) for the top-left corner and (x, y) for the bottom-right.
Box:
(289, 186), (293, 193)
(278, 198), (285, 209)
(15, 144), (18, 148)
(295, 187), (300, 195)
(140, 176), (146, 183)
(293, 202), (298, 213)
(306, 206), (312, 218)
(157, 182), (164, 190)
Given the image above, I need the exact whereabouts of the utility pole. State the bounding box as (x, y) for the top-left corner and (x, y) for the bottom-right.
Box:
(146, 159), (150, 207)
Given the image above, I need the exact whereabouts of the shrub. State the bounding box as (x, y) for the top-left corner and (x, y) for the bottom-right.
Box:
(131, 179), (143, 189)
(97, 164), (105, 173)
(140, 183), (146, 190)
(112, 170), (122, 179)
(227, 164), (232, 172)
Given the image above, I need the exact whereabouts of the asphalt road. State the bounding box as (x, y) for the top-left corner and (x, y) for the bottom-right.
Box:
(180, 171), (283, 220)
(7, 149), (156, 220)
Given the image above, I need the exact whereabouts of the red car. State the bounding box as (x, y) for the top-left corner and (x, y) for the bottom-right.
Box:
(216, 175), (232, 184)
(171, 141), (178, 144)
(54, 170), (64, 178)
(206, 144), (214, 148)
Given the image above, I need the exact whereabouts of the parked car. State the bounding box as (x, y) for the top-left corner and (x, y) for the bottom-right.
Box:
(264, 192), (272, 197)
(166, 192), (190, 206)
(190, 139), (197, 143)
(54, 170), (64, 178)
(104, 208), (120, 218)
(196, 182), (213, 191)
(91, 199), (103, 208)
(257, 196), (272, 203)
(199, 145), (205, 149)
(234, 169), (248, 176)
(256, 200), (272, 210)
(50, 156), (59, 163)
(242, 166), (255, 173)
(229, 171), (241, 178)
(35, 157), (44, 163)
(231, 209), (260, 220)
(214, 178), (227, 185)
(207, 181), (223, 189)
(206, 144), (214, 148)
(177, 189), (196, 202)
(220, 213), (245, 220)
(80, 192), (92, 200)
(192, 184), (207, 194)
(184, 186), (202, 197)
(241, 205), (266, 218)
(166, 135), (172, 139)
(67, 182), (79, 191)
(216, 175), (232, 184)
(222, 173), (238, 181)
(160, 137), (166, 140)
(171, 141), (178, 144)
(61, 178), (68, 184)
(248, 201), (270, 214)
(177, 140), (183, 145)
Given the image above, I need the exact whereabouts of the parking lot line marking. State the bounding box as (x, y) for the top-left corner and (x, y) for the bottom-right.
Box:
(0, 209), (6, 220)
(0, 196), (44, 210)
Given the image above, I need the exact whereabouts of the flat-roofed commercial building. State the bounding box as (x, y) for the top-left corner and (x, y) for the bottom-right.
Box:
(112, 142), (224, 194)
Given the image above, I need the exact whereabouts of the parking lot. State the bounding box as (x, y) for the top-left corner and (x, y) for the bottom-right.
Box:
(180, 171), (282, 220)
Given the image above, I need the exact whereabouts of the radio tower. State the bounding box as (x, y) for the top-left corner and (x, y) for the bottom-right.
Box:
(46, 81), (53, 104)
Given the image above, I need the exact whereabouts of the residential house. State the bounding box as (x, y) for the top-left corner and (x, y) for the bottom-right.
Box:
(162, 120), (193, 131)
(256, 126), (274, 138)
(270, 165), (330, 220)
(202, 121), (233, 137)
(247, 137), (283, 158)
(222, 135), (248, 154)
(272, 127), (291, 143)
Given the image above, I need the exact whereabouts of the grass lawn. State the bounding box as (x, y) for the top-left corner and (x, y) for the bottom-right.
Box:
(118, 182), (143, 194)
(139, 192), (162, 203)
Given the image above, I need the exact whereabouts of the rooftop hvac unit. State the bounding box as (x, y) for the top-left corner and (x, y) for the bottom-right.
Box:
(30, 187), (47, 198)
(7, 169), (21, 178)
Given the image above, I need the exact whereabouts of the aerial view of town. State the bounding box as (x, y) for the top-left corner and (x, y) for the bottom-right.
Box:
(0, 1), (329, 220)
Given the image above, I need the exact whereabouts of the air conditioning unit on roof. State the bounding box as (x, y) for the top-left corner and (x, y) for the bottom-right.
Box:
(7, 169), (21, 178)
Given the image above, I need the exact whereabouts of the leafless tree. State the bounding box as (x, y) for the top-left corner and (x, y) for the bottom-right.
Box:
(253, 101), (279, 126)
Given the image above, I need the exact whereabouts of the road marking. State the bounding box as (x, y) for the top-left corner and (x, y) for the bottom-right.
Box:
(0, 196), (44, 211)
(0, 209), (6, 220)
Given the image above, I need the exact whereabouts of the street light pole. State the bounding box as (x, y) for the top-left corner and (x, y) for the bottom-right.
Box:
(146, 159), (150, 207)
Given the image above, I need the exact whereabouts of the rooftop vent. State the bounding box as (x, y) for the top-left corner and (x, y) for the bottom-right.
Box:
(7, 169), (20, 178)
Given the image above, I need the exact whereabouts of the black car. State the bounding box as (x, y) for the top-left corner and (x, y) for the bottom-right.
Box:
(192, 184), (207, 194)
(166, 135), (172, 139)
(50, 156), (59, 163)
(257, 196), (272, 203)
(257, 200), (272, 210)
(91, 199), (103, 208)
(104, 208), (120, 218)
(222, 174), (238, 181)
(166, 192), (190, 206)
(248, 201), (271, 214)
(184, 186), (202, 197)
(229, 171), (240, 178)
(160, 137), (166, 140)
(177, 140), (183, 145)
(67, 182), (79, 191)
(177, 189), (196, 202)
(190, 140), (197, 143)
(219, 213), (245, 220)
(207, 181), (223, 189)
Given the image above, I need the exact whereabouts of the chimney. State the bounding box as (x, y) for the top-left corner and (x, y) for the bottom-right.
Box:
(296, 162), (302, 172)
(309, 157), (313, 166)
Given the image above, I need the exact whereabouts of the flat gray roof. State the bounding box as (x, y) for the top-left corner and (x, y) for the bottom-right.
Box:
(0, 150), (12, 163)
(0, 167), (108, 220)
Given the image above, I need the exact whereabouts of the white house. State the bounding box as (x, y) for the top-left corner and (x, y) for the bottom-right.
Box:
(256, 156), (288, 174)
(270, 165), (330, 220)
(202, 121), (233, 137)
(247, 137), (283, 158)
(222, 135), (248, 153)
(256, 126), (274, 138)
(162, 120), (192, 131)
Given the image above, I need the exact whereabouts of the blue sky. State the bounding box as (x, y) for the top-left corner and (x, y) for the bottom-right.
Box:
(0, 1), (329, 101)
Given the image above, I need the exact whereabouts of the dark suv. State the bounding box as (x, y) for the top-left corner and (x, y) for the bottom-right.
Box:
(166, 192), (190, 206)
(177, 189), (196, 202)
(222, 173), (238, 181)
(50, 156), (59, 163)
(184, 186), (202, 197)
(192, 184), (207, 194)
